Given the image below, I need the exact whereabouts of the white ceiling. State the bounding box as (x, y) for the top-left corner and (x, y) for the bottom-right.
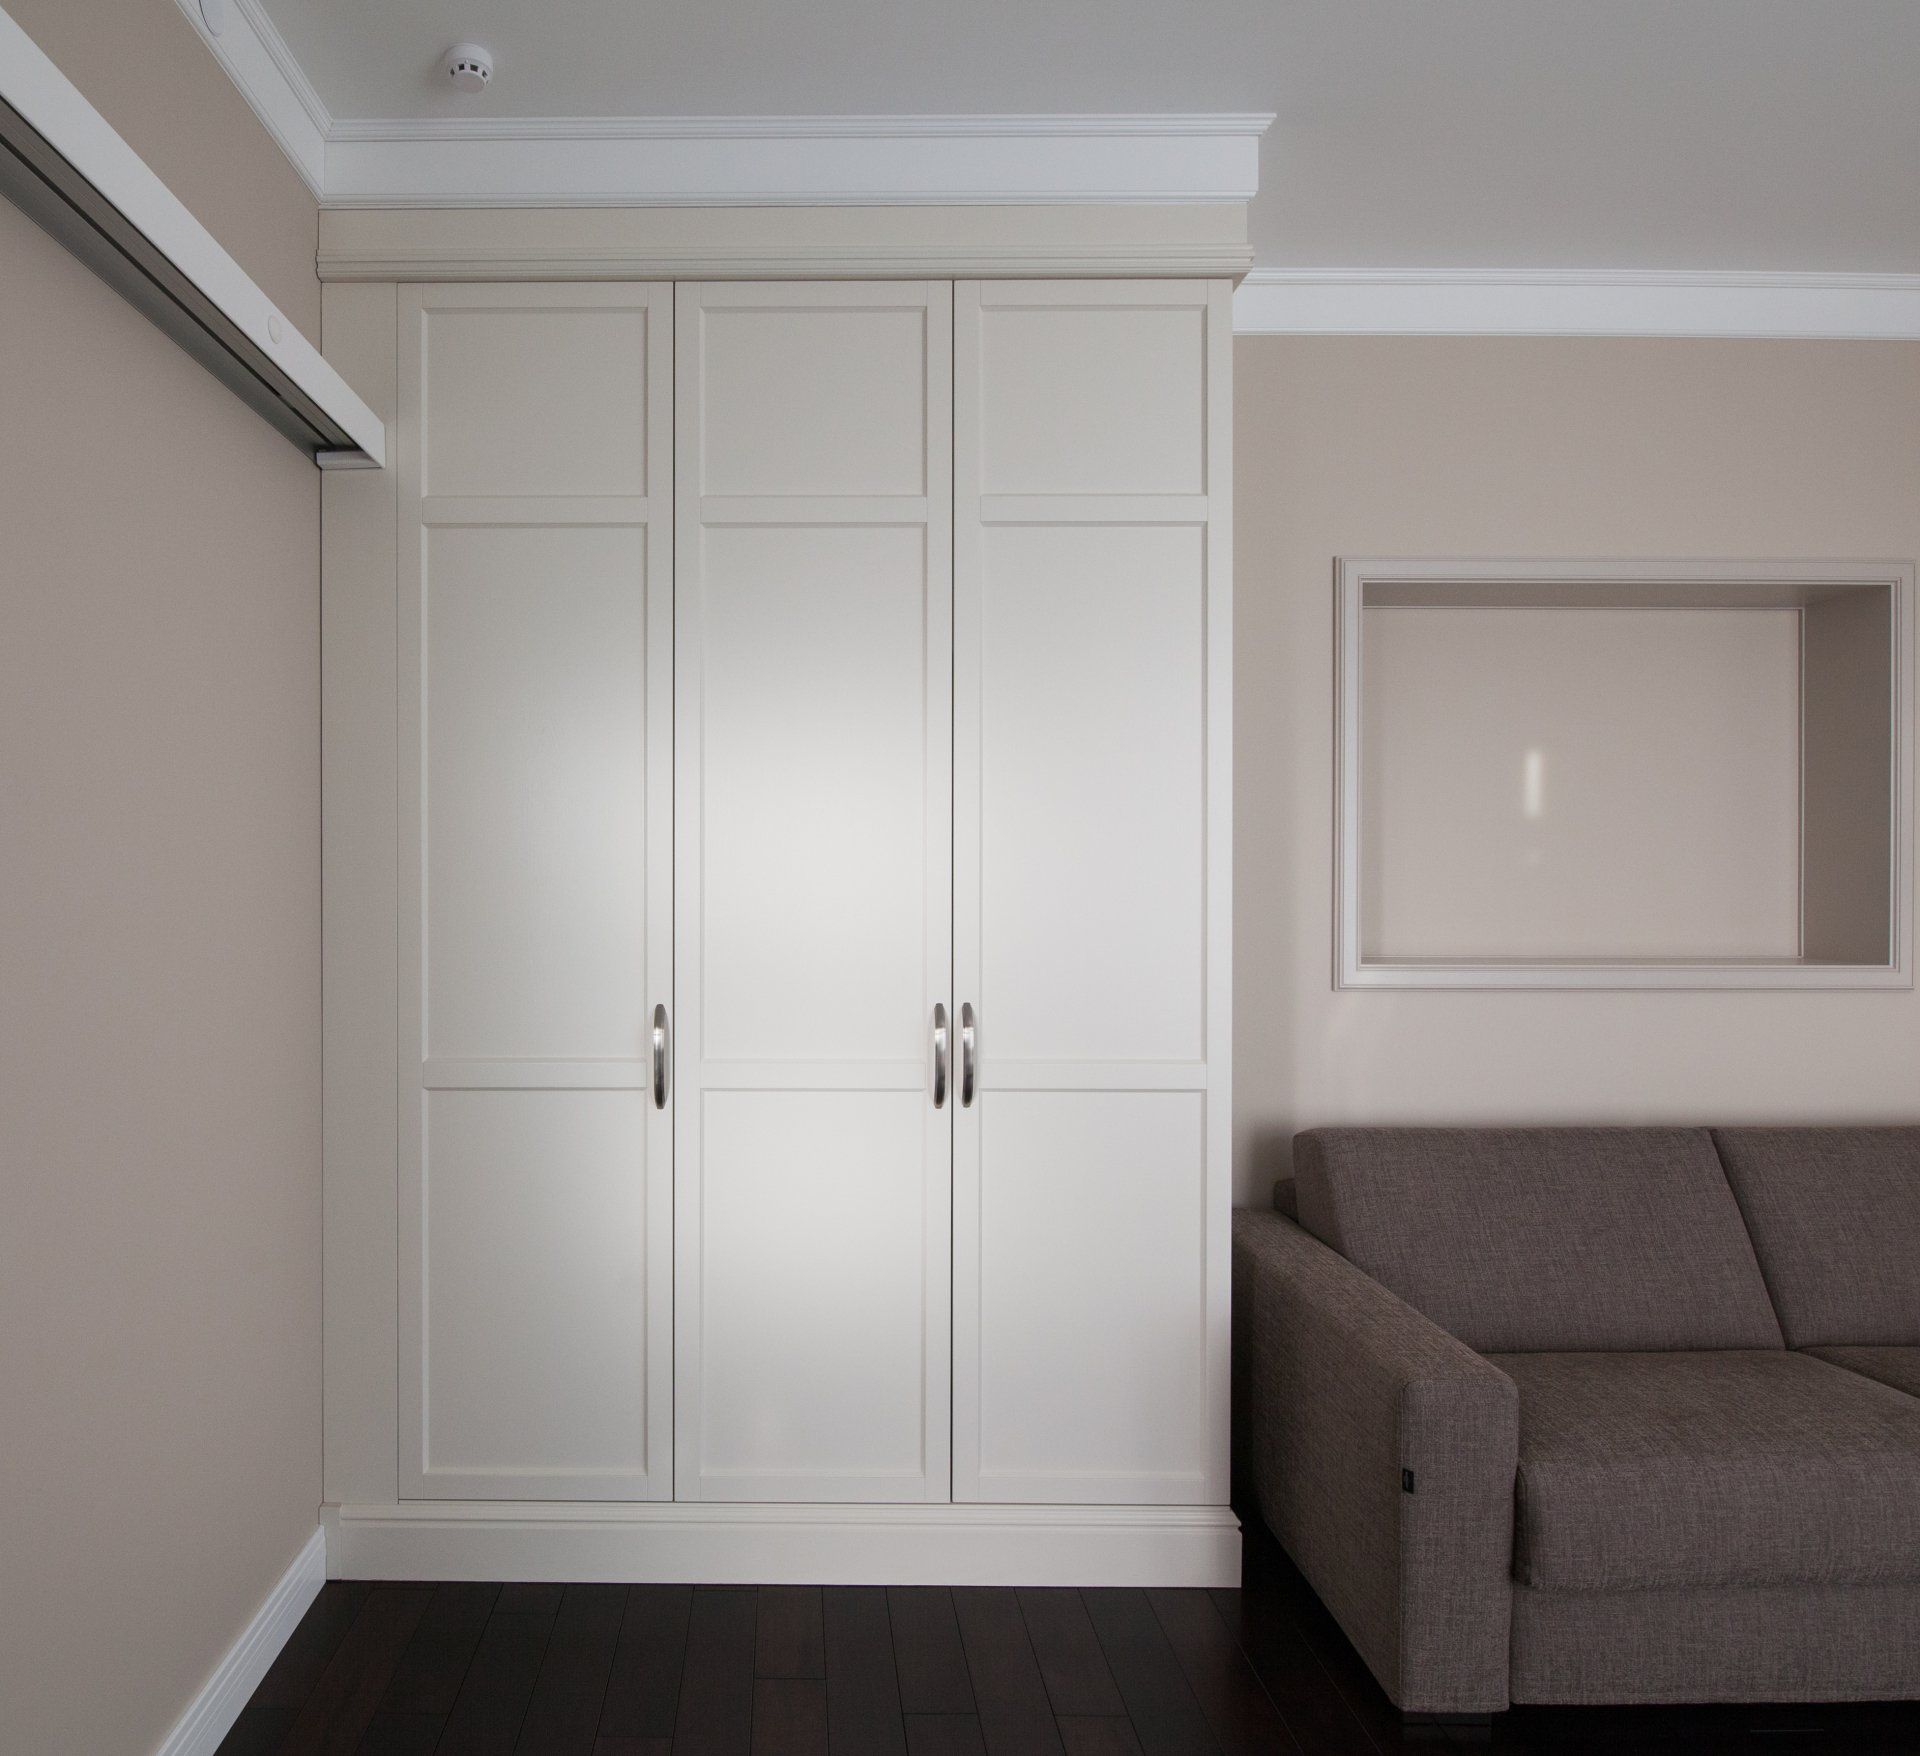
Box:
(253, 0), (1920, 274)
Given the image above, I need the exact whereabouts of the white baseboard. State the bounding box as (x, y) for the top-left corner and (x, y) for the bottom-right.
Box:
(156, 1525), (326, 1756)
(325, 1501), (1240, 1588)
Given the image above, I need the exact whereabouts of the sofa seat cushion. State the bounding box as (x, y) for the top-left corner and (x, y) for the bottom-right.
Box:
(1714, 1127), (1920, 1346)
(1808, 1346), (1920, 1401)
(1494, 1351), (1920, 1592)
(1294, 1128), (1782, 1353)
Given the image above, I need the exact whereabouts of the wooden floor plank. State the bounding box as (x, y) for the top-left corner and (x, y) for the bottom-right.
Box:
(377, 1583), (500, 1719)
(757, 1585), (827, 1680)
(1082, 1588), (1219, 1756)
(217, 1582), (372, 1756)
(435, 1594), (562, 1756)
(355, 1714), (443, 1756)
(1015, 1591), (1124, 1719)
(597, 1584), (692, 1743)
(673, 1586), (757, 1756)
(1244, 1547), (1398, 1755)
(906, 1713), (989, 1755)
(951, 1588), (1064, 1756)
(280, 1585), (433, 1756)
(515, 1583), (627, 1754)
(1148, 1588), (1295, 1756)
(591, 1739), (672, 1756)
(889, 1588), (977, 1716)
(1055, 1720), (1144, 1756)
(824, 1585), (908, 1756)
(754, 1676), (830, 1756)
(1207, 1587), (1374, 1756)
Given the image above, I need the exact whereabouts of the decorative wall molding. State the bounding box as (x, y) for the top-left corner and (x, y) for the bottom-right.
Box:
(156, 1527), (326, 1756)
(325, 1501), (1242, 1587)
(1232, 268), (1920, 339)
(316, 202), (1252, 281)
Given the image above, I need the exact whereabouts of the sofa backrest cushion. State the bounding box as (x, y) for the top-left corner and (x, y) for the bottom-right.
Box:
(1713, 1128), (1920, 1347)
(1293, 1127), (1784, 1353)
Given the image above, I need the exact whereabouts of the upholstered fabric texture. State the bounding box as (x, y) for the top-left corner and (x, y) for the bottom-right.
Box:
(1232, 1209), (1517, 1715)
(1496, 1350), (1920, 1592)
(1293, 1127), (1782, 1353)
(1714, 1127), (1920, 1347)
(1510, 1580), (1920, 1705)
(1807, 1345), (1920, 1400)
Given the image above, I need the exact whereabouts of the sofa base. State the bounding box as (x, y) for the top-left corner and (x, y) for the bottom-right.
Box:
(1512, 1580), (1920, 1705)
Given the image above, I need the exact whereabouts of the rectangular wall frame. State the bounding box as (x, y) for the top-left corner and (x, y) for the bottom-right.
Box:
(1336, 558), (1913, 990)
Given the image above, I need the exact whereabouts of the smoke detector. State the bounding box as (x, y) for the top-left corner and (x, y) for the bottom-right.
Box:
(443, 44), (494, 94)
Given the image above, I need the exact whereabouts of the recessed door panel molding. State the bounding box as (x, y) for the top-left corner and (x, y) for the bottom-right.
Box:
(674, 281), (954, 1502)
(953, 279), (1233, 1505)
(398, 283), (674, 1500)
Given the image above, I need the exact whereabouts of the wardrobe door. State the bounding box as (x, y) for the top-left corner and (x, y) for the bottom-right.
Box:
(953, 280), (1233, 1505)
(674, 282), (954, 1502)
(397, 284), (674, 1500)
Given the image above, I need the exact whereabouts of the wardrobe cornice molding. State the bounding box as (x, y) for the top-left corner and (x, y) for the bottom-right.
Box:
(315, 202), (1254, 282)
(171, 0), (1268, 212)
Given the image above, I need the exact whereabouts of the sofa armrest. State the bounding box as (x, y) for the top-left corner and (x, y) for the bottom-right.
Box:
(1233, 1208), (1518, 1715)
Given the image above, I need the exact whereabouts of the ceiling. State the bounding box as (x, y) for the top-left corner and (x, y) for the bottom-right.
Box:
(252, 0), (1920, 274)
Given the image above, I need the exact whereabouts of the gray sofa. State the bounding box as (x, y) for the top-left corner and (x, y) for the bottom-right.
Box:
(1231, 1126), (1920, 1717)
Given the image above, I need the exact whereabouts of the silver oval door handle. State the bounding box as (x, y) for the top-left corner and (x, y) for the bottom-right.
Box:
(652, 1003), (669, 1109)
(932, 1002), (949, 1109)
(960, 1001), (976, 1108)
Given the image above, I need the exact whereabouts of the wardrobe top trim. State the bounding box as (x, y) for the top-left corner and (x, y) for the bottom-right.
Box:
(316, 202), (1253, 282)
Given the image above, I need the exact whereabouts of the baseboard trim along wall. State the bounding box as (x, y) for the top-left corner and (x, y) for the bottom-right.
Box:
(156, 1526), (326, 1756)
(324, 1503), (1243, 1588)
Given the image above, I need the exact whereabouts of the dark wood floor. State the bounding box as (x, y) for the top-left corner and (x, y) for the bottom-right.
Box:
(217, 1520), (1920, 1755)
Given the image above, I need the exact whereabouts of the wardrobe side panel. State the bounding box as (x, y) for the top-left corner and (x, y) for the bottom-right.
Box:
(322, 279), (401, 1508)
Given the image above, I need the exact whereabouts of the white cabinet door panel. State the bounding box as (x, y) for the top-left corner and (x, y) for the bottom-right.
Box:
(695, 305), (929, 499)
(955, 280), (1231, 1506)
(675, 282), (953, 1503)
(696, 524), (934, 1064)
(419, 305), (652, 499)
(420, 1089), (655, 1484)
(970, 1092), (1209, 1498)
(977, 523), (1206, 1067)
(696, 1090), (935, 1487)
(975, 300), (1207, 497)
(422, 524), (651, 1063)
(399, 284), (673, 1501)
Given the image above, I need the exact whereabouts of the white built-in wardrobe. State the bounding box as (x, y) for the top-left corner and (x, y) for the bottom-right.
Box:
(323, 276), (1234, 1585)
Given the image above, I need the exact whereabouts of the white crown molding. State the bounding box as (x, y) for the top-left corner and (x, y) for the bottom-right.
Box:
(164, 3), (1270, 211)
(324, 111), (1274, 143)
(155, 1526), (325, 1756)
(1233, 268), (1920, 339)
(171, 0), (328, 197)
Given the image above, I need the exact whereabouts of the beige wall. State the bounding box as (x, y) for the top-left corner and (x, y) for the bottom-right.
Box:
(1234, 336), (1920, 1205)
(1362, 602), (1805, 962)
(0, 6), (320, 1753)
